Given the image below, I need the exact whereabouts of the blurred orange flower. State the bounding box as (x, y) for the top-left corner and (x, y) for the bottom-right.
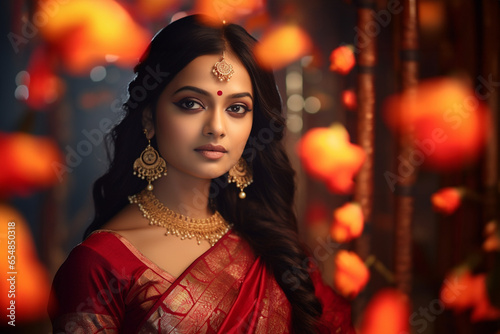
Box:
(0, 132), (63, 197)
(470, 274), (500, 322)
(342, 89), (357, 111)
(360, 289), (410, 334)
(441, 268), (500, 322)
(431, 187), (464, 215)
(330, 202), (364, 243)
(24, 47), (64, 110)
(333, 250), (369, 298)
(194, 0), (265, 23)
(440, 267), (478, 312)
(296, 123), (365, 194)
(329, 45), (356, 75)
(384, 77), (490, 170)
(38, 0), (151, 74)
(254, 24), (312, 70)
(0, 204), (52, 323)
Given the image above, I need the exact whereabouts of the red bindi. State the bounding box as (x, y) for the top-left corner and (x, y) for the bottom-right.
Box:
(217, 90), (223, 96)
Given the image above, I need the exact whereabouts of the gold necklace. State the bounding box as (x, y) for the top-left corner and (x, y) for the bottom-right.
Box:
(128, 189), (231, 246)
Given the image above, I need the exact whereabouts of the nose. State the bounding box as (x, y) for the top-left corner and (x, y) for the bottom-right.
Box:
(202, 109), (226, 138)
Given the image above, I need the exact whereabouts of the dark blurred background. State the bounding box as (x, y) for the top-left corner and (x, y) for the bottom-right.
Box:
(1, 0), (499, 333)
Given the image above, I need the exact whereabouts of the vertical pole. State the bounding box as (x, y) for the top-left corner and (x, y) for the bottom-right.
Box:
(481, 0), (499, 224)
(354, 0), (377, 260)
(481, 1), (500, 307)
(394, 0), (419, 295)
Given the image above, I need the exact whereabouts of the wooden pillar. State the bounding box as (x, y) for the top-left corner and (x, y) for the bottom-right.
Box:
(394, 0), (419, 295)
(354, 0), (377, 260)
(481, 0), (500, 307)
(481, 0), (499, 223)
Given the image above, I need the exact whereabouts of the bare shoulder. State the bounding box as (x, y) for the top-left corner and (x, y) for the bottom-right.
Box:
(99, 204), (169, 262)
(101, 203), (147, 232)
(99, 203), (162, 244)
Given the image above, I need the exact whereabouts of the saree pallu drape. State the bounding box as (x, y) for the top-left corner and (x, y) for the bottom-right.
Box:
(49, 230), (354, 333)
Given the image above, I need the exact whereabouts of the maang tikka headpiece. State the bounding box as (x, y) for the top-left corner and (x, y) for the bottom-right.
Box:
(212, 51), (234, 82)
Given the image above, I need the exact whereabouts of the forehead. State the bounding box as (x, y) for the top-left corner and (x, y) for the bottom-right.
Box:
(164, 54), (253, 95)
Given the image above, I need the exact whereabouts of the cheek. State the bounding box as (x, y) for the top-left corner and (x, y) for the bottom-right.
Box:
(155, 114), (199, 149)
(229, 119), (253, 152)
(158, 110), (200, 135)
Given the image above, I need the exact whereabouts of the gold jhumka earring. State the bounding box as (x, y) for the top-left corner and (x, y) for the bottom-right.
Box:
(228, 158), (253, 199)
(133, 130), (167, 191)
(212, 51), (234, 82)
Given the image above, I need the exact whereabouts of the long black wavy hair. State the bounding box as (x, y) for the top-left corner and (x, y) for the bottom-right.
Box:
(84, 15), (323, 333)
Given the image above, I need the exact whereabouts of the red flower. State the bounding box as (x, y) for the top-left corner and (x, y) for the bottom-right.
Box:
(360, 289), (410, 334)
(194, 0), (264, 23)
(333, 250), (370, 298)
(254, 24), (312, 70)
(440, 268), (478, 312)
(39, 0), (151, 74)
(0, 204), (52, 323)
(296, 123), (365, 194)
(342, 89), (357, 111)
(0, 132), (63, 197)
(440, 268), (500, 322)
(330, 202), (364, 243)
(470, 274), (500, 322)
(24, 47), (64, 110)
(431, 187), (463, 215)
(329, 45), (356, 75)
(384, 77), (490, 170)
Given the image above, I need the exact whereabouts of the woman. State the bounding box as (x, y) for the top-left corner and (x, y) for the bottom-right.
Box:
(49, 15), (354, 333)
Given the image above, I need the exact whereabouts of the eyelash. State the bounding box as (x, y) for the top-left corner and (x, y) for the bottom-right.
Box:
(227, 104), (252, 114)
(173, 98), (252, 115)
(173, 98), (205, 111)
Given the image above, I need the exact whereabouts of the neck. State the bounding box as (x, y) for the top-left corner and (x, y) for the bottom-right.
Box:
(150, 167), (213, 219)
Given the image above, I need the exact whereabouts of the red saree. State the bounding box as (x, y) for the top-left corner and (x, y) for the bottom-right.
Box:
(49, 230), (354, 333)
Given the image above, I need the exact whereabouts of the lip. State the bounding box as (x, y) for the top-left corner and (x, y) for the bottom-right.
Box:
(194, 144), (227, 152)
(194, 144), (227, 160)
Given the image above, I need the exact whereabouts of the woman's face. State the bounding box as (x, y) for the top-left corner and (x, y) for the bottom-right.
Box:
(148, 53), (253, 181)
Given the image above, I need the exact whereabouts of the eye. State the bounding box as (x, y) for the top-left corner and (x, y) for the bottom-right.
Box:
(227, 104), (252, 115)
(174, 98), (205, 111)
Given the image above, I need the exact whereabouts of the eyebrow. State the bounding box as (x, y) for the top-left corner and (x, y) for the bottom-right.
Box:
(173, 86), (253, 101)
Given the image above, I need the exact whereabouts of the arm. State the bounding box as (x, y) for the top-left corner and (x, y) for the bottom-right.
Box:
(48, 245), (129, 334)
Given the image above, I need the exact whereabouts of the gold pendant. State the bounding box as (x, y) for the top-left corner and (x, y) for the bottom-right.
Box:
(212, 56), (234, 81)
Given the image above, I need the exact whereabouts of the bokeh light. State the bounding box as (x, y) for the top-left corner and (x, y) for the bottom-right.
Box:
(297, 123), (366, 194)
(254, 24), (312, 70)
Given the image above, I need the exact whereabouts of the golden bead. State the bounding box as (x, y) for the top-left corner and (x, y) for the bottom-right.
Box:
(239, 191), (246, 199)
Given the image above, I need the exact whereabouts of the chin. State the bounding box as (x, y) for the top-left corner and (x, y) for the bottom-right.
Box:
(188, 168), (228, 181)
